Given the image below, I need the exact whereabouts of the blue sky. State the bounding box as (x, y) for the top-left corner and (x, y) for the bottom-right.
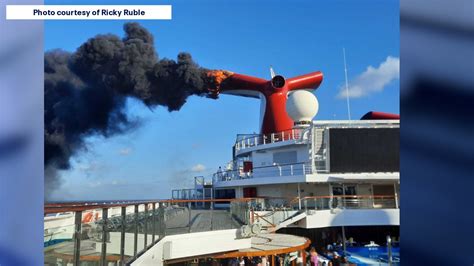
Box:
(45, 0), (400, 200)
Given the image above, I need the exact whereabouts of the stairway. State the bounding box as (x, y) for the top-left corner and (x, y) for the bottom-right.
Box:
(264, 211), (307, 233)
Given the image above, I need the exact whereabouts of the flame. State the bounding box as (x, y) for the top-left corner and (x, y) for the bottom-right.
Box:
(206, 70), (234, 98)
(207, 70), (234, 86)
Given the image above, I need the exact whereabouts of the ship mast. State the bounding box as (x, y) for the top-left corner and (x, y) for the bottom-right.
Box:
(343, 48), (352, 121)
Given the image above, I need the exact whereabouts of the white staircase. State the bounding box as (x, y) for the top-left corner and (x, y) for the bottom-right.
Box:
(265, 211), (307, 233)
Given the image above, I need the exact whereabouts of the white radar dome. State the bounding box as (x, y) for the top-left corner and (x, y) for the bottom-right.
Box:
(286, 90), (319, 125)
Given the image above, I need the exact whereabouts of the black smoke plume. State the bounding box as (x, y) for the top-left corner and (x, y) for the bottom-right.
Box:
(45, 23), (210, 196)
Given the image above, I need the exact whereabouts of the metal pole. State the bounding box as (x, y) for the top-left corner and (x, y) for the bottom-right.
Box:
(144, 204), (148, 249)
(343, 48), (352, 121)
(297, 183), (302, 210)
(159, 203), (165, 239)
(311, 127), (315, 173)
(342, 184), (346, 208)
(342, 226), (347, 256)
(210, 205), (214, 231)
(387, 235), (393, 266)
(394, 183), (399, 209)
(202, 188), (205, 208)
(73, 211), (82, 266)
(133, 205), (138, 257)
(120, 207), (126, 266)
(188, 201), (192, 233)
(152, 203), (156, 244)
(211, 188), (214, 210)
(100, 208), (108, 266)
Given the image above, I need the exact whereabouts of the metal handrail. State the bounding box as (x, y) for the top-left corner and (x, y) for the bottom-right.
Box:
(45, 194), (398, 214)
(301, 194), (396, 199)
(234, 128), (309, 151)
(45, 198), (264, 265)
(234, 120), (399, 151)
(44, 195), (399, 264)
(212, 162), (313, 182)
(45, 197), (283, 214)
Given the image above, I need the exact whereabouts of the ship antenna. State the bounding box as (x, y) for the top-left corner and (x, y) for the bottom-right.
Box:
(343, 48), (352, 121)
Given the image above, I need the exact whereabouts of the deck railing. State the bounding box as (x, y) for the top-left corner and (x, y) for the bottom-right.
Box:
(44, 195), (399, 265)
(241, 195), (399, 228)
(301, 195), (399, 210)
(234, 120), (399, 153)
(44, 199), (248, 266)
(234, 128), (308, 151)
(243, 195), (399, 213)
(212, 162), (313, 183)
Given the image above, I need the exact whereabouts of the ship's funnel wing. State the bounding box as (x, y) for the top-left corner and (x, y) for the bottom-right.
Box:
(218, 73), (267, 98)
(206, 69), (324, 134)
(287, 71), (324, 91)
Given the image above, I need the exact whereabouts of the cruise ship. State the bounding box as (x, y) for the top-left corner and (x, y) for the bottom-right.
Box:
(44, 69), (400, 265)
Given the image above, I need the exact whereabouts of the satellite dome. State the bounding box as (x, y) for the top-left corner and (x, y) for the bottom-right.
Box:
(286, 90), (319, 126)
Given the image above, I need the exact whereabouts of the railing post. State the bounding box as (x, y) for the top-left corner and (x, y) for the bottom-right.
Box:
(210, 206), (214, 231)
(159, 203), (166, 239)
(394, 183), (399, 209)
(292, 129), (295, 139)
(271, 133), (274, 143)
(188, 201), (192, 233)
(290, 165), (293, 176)
(100, 208), (108, 266)
(298, 183), (302, 210)
(254, 136), (258, 146)
(133, 205), (138, 258)
(152, 203), (156, 244)
(120, 207), (126, 265)
(73, 211), (82, 266)
(282, 131), (285, 140)
(144, 204), (148, 249)
(247, 201), (251, 225)
(278, 166), (282, 176)
(263, 135), (266, 144)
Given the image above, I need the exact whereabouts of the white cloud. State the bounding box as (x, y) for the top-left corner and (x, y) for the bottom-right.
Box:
(111, 179), (127, 186)
(190, 164), (206, 172)
(87, 179), (127, 188)
(337, 56), (400, 98)
(77, 161), (103, 173)
(118, 148), (132, 156)
(87, 181), (102, 188)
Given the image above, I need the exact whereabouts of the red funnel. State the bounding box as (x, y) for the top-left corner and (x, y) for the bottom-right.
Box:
(215, 71), (323, 134)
